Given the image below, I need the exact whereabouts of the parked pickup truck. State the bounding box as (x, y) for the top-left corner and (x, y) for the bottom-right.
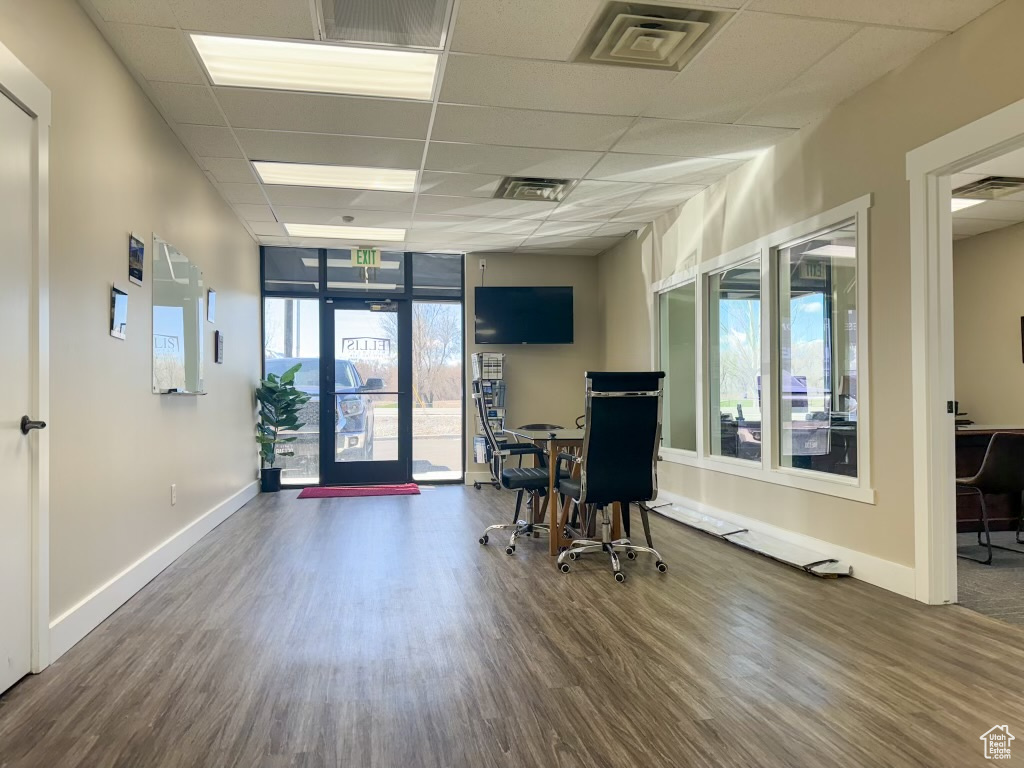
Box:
(263, 357), (383, 465)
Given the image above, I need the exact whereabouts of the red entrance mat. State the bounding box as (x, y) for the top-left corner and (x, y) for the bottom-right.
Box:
(297, 483), (421, 499)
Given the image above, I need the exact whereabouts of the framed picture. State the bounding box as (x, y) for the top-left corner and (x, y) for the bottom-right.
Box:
(110, 286), (128, 340)
(128, 233), (144, 286)
(207, 289), (216, 323)
(214, 330), (224, 363)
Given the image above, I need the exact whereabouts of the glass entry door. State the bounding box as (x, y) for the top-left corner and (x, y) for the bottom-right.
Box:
(320, 299), (412, 485)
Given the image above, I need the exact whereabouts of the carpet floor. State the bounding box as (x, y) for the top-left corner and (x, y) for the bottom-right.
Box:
(957, 531), (1024, 625)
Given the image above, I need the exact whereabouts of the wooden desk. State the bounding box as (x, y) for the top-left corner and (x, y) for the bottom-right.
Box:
(955, 426), (1024, 532)
(504, 428), (620, 555)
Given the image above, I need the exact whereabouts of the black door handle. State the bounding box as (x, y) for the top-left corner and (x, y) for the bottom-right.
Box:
(21, 416), (46, 434)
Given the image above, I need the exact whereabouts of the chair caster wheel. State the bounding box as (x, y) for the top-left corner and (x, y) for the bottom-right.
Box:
(505, 546), (515, 555)
(568, 551), (578, 561)
(656, 561), (667, 573)
(479, 534), (489, 545)
(559, 563), (571, 573)
(614, 572), (626, 583)
(626, 551), (637, 560)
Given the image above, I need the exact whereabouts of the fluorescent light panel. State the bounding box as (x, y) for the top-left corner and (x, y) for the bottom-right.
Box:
(191, 34), (439, 101)
(254, 162), (417, 193)
(952, 197), (984, 212)
(805, 244), (856, 259)
(285, 223), (406, 242)
(301, 257), (401, 269)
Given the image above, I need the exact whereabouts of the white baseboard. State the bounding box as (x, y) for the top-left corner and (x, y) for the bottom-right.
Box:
(48, 481), (259, 661)
(654, 489), (917, 600)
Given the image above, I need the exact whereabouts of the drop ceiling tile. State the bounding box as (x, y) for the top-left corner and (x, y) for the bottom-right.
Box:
(411, 214), (539, 235)
(407, 230), (526, 247)
(250, 221), (288, 237)
(175, 124), (242, 157)
(90, 0), (178, 26)
(612, 203), (680, 221)
(561, 180), (647, 208)
(215, 182), (267, 205)
(592, 221), (646, 237)
(405, 245), (468, 254)
(746, 0), (1001, 32)
(149, 81), (225, 126)
(103, 23), (206, 84)
(201, 157), (258, 183)
(587, 153), (746, 184)
(232, 203), (277, 222)
(966, 147), (1024, 178)
(425, 142), (601, 178)
(235, 130), (424, 169)
(522, 235), (622, 250)
(415, 195), (554, 220)
(440, 55), (677, 116)
(952, 172), (988, 189)
(530, 220), (602, 237)
(632, 184), (704, 205)
(950, 217), (1014, 237)
(431, 105), (633, 151)
(547, 203), (628, 221)
(951, 200), (1024, 222)
(418, 171), (503, 199)
(165, 0), (316, 38)
(274, 207), (413, 228)
(643, 13), (857, 123)
(615, 120), (795, 158)
(261, 237), (413, 250)
(264, 186), (415, 211)
(740, 27), (944, 129)
(214, 89), (432, 140)
(516, 245), (603, 256)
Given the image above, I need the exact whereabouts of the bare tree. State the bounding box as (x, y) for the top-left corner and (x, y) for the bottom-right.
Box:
(381, 304), (462, 406)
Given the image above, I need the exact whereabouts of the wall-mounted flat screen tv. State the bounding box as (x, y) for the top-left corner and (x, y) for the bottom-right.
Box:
(475, 286), (574, 345)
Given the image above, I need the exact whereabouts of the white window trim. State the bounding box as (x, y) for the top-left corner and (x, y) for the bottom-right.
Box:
(653, 195), (874, 505)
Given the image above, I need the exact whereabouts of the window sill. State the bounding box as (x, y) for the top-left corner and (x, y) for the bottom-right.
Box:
(658, 448), (875, 505)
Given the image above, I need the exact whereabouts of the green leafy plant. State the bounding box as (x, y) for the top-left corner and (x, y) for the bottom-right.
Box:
(256, 363), (311, 468)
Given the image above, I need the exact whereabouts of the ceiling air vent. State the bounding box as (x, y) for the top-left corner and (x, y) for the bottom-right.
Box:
(495, 177), (578, 203)
(574, 2), (734, 71)
(318, 0), (455, 50)
(953, 176), (1024, 200)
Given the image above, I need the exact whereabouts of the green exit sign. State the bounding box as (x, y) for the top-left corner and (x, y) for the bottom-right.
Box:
(353, 248), (380, 267)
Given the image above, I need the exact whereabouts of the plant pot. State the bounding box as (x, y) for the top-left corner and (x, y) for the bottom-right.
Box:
(260, 467), (282, 493)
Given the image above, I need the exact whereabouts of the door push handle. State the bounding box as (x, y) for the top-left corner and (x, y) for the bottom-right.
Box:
(21, 416), (46, 434)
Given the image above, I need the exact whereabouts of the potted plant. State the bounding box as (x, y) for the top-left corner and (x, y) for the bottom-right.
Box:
(255, 363), (311, 492)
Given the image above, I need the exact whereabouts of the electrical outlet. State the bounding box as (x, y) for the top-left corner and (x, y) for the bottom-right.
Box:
(171, 484), (177, 506)
(479, 258), (486, 270)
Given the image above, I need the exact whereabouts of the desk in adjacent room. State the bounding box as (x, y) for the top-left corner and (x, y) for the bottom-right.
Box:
(955, 426), (1024, 532)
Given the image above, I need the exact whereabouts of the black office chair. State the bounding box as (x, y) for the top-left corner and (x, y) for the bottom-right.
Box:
(555, 371), (667, 582)
(956, 432), (1024, 565)
(473, 381), (551, 555)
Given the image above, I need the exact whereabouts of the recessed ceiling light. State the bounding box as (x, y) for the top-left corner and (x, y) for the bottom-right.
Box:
(951, 198), (984, 212)
(805, 244), (856, 259)
(191, 34), (439, 101)
(253, 161), (417, 193)
(285, 223), (406, 242)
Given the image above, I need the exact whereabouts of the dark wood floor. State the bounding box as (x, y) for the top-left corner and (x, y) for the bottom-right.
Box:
(2, 487), (1023, 767)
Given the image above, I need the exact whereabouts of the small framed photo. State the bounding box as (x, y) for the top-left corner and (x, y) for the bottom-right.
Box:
(214, 330), (224, 364)
(207, 289), (216, 323)
(110, 286), (128, 340)
(128, 233), (144, 286)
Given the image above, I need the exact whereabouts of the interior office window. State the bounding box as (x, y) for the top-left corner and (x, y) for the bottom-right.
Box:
(264, 297), (321, 484)
(777, 222), (858, 478)
(707, 259), (762, 461)
(659, 282), (697, 451)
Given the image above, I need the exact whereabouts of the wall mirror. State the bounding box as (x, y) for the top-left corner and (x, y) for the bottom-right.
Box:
(153, 235), (205, 394)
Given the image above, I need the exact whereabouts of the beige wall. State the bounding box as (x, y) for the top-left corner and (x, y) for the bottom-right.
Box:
(953, 222), (1024, 425)
(465, 252), (603, 471)
(601, 0), (1024, 569)
(0, 0), (260, 618)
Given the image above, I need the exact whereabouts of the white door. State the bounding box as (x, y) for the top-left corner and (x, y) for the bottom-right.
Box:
(0, 90), (35, 694)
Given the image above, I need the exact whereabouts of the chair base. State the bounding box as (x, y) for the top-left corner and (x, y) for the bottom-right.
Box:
(479, 521), (550, 555)
(556, 538), (666, 582)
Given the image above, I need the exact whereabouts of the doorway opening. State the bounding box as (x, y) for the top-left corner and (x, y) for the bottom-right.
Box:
(261, 248), (464, 486)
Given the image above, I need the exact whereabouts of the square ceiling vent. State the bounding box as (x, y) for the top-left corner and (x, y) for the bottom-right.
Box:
(953, 176), (1024, 200)
(495, 177), (578, 203)
(574, 2), (733, 71)
(318, 0), (455, 49)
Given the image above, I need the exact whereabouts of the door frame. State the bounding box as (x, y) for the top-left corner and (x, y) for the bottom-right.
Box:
(321, 296), (413, 485)
(907, 97), (1024, 605)
(0, 41), (51, 671)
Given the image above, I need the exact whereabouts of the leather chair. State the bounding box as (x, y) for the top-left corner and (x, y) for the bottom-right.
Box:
(956, 432), (1024, 565)
(555, 371), (667, 582)
(473, 380), (551, 555)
